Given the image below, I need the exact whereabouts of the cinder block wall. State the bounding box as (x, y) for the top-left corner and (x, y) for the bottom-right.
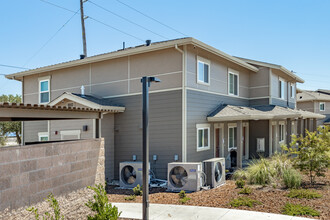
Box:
(0, 138), (105, 211)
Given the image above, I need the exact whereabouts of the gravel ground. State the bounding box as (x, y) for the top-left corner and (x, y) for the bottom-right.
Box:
(108, 170), (330, 220)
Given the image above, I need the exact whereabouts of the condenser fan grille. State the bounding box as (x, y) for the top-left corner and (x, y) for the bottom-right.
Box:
(121, 165), (136, 185)
(214, 162), (223, 183)
(169, 166), (188, 188)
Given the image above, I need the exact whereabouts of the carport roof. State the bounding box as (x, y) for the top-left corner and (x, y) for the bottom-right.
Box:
(0, 102), (124, 121)
(207, 105), (325, 122)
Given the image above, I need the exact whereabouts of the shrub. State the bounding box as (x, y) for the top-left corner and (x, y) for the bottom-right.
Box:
(85, 184), (121, 220)
(133, 184), (143, 196)
(283, 169), (302, 189)
(282, 203), (320, 216)
(235, 179), (245, 188)
(287, 189), (322, 199)
(283, 126), (330, 186)
(124, 195), (136, 201)
(229, 197), (261, 208)
(238, 187), (252, 195)
(178, 190), (191, 204)
(27, 193), (64, 220)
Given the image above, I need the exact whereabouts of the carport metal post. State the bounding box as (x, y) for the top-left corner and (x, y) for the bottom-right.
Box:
(141, 76), (160, 220)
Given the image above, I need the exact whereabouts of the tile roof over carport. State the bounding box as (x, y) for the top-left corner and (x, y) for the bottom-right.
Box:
(0, 102), (125, 121)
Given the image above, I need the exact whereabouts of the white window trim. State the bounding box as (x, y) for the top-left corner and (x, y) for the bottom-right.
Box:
(38, 132), (49, 141)
(320, 102), (325, 111)
(196, 124), (210, 152)
(60, 130), (81, 140)
(228, 124), (237, 150)
(290, 83), (295, 98)
(38, 76), (51, 104)
(228, 69), (239, 96)
(197, 56), (210, 86)
(279, 121), (285, 142)
(279, 77), (285, 100)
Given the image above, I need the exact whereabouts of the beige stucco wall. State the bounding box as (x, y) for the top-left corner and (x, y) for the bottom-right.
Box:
(0, 139), (104, 211)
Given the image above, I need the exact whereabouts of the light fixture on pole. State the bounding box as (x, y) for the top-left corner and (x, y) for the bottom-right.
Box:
(141, 76), (161, 220)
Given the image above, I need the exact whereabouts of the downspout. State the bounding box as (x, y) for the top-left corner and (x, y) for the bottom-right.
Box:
(175, 44), (187, 162)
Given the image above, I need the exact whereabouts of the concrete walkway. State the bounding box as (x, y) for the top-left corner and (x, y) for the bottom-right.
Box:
(113, 203), (312, 220)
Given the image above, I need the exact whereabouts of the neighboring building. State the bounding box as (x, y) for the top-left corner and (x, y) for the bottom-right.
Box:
(296, 89), (330, 126)
(6, 37), (323, 181)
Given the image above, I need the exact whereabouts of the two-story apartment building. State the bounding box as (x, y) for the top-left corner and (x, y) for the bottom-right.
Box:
(6, 37), (323, 180)
(297, 89), (330, 126)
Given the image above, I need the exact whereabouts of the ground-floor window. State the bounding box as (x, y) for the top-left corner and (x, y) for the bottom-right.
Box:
(196, 124), (210, 151)
(228, 126), (237, 150)
(38, 132), (49, 141)
(279, 123), (285, 142)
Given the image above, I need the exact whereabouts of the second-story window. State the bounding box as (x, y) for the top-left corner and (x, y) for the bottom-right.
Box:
(197, 57), (210, 85)
(39, 78), (50, 104)
(320, 102), (325, 111)
(290, 83), (295, 98)
(279, 78), (285, 99)
(228, 69), (239, 96)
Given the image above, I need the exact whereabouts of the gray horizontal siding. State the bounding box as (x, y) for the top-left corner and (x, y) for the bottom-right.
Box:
(23, 121), (48, 143)
(249, 98), (269, 106)
(249, 120), (269, 158)
(186, 89), (248, 162)
(107, 90), (182, 179)
(271, 98), (295, 109)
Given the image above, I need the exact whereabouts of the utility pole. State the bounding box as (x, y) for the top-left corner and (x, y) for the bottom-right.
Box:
(80, 0), (87, 58)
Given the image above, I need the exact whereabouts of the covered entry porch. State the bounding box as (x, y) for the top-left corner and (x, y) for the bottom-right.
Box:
(207, 105), (325, 169)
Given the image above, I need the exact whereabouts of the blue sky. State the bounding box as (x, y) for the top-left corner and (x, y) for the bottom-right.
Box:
(1, 0), (329, 95)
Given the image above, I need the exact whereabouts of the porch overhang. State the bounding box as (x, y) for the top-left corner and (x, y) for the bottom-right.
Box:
(207, 105), (324, 122)
(0, 102), (122, 121)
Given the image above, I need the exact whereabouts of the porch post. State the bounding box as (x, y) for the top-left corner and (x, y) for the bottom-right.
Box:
(313, 118), (317, 131)
(269, 120), (273, 156)
(237, 121), (243, 168)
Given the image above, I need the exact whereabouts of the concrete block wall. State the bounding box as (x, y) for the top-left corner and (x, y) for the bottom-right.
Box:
(0, 138), (105, 211)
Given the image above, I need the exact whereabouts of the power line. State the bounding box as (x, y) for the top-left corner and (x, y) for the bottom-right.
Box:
(88, 0), (168, 40)
(39, 0), (145, 43)
(115, 0), (188, 37)
(0, 64), (29, 70)
(23, 8), (80, 67)
(89, 17), (144, 42)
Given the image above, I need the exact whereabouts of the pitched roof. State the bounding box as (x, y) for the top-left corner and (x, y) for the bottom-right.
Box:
(5, 38), (258, 81)
(296, 90), (330, 102)
(48, 92), (125, 112)
(207, 104), (324, 122)
(234, 57), (304, 83)
(317, 89), (330, 95)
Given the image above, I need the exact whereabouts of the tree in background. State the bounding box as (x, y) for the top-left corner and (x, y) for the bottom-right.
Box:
(0, 94), (22, 145)
(283, 126), (330, 186)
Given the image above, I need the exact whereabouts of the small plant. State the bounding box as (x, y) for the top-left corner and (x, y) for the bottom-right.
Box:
(229, 197), (261, 208)
(282, 203), (320, 216)
(283, 169), (302, 189)
(238, 186), (252, 195)
(133, 184), (143, 196)
(178, 190), (191, 204)
(124, 195), (136, 201)
(287, 189), (322, 199)
(27, 193), (64, 220)
(86, 184), (122, 220)
(235, 179), (245, 188)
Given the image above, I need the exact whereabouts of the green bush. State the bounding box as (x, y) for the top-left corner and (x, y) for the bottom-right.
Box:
(178, 190), (191, 204)
(238, 187), (252, 195)
(27, 193), (64, 220)
(133, 184), (143, 196)
(282, 203), (320, 216)
(124, 195), (136, 201)
(235, 179), (245, 188)
(229, 197), (261, 208)
(85, 184), (122, 220)
(283, 169), (302, 189)
(287, 189), (322, 199)
(233, 154), (301, 188)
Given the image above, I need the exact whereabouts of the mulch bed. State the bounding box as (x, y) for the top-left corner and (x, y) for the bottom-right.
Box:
(108, 170), (330, 220)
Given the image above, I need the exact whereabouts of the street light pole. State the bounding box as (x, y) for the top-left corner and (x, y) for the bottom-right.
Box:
(141, 76), (160, 220)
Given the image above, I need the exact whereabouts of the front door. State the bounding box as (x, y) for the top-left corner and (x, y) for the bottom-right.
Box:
(243, 127), (246, 158)
(215, 127), (223, 157)
(272, 125), (276, 154)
